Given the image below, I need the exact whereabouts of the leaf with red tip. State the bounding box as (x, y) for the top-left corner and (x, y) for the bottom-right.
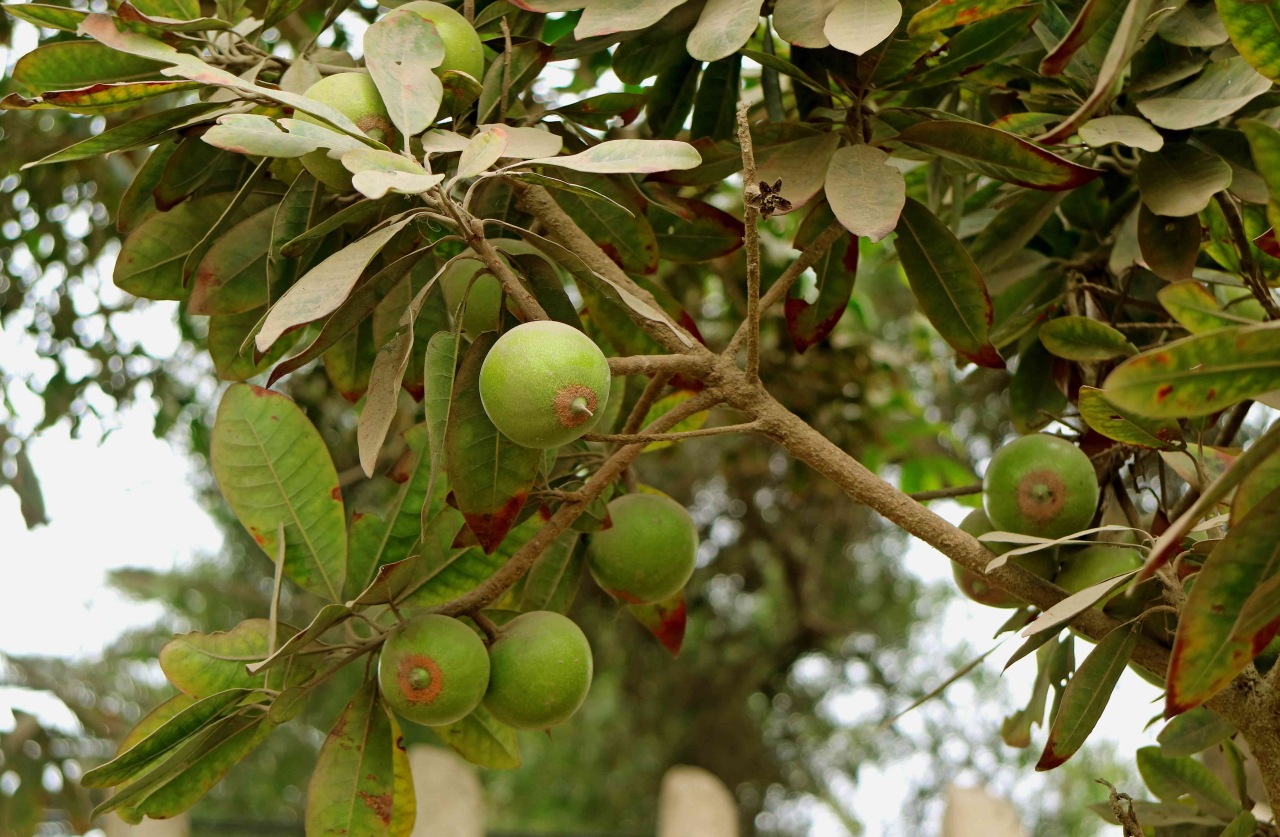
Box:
(628, 590), (687, 656)
(893, 120), (1101, 191)
(444, 334), (540, 554)
(306, 681), (399, 837)
(1167, 485), (1280, 716)
(786, 203), (857, 353)
(1256, 228), (1280, 259)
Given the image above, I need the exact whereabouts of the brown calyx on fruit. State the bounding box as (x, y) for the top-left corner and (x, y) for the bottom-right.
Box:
(358, 115), (394, 143)
(554, 384), (597, 429)
(397, 654), (444, 704)
(1017, 469), (1065, 524)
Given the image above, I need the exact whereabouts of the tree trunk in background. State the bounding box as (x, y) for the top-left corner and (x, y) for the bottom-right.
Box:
(658, 766), (739, 837)
(941, 785), (1026, 837)
(408, 746), (484, 837)
(102, 813), (189, 836)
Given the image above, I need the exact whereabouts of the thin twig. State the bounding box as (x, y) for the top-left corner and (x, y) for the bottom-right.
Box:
(1096, 779), (1145, 837)
(463, 0), (474, 23)
(437, 189), (549, 320)
(1215, 192), (1280, 320)
(500, 18), (513, 122)
(724, 221), (845, 358)
(268, 523), (286, 661)
(584, 422), (758, 445)
(736, 102), (762, 384)
(620, 372), (672, 436)
(907, 483), (984, 502)
(471, 610), (500, 643)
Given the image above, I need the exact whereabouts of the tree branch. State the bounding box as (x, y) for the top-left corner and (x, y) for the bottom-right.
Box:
(437, 190), (549, 321)
(737, 102), (762, 384)
(608, 354), (704, 377)
(584, 422), (757, 445)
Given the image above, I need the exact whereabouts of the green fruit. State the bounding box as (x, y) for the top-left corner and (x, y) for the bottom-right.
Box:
(951, 510), (1057, 608)
(983, 434), (1099, 539)
(440, 255), (504, 338)
(479, 320), (611, 449)
(1055, 543), (1144, 599)
(296, 73), (396, 192)
(588, 493), (699, 604)
(484, 611), (592, 730)
(395, 1), (484, 81)
(378, 614), (490, 726)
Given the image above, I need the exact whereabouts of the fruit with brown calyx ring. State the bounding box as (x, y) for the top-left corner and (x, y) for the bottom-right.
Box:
(295, 73), (396, 192)
(951, 509), (1057, 608)
(484, 611), (592, 730)
(478, 320), (611, 449)
(588, 492), (698, 605)
(983, 434), (1100, 539)
(378, 614), (490, 726)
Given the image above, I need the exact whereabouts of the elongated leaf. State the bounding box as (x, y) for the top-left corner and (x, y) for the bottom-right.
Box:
(1231, 572), (1280, 655)
(116, 2), (232, 31)
(22, 101), (225, 168)
(894, 120), (1100, 191)
(81, 688), (255, 788)
(11, 40), (167, 96)
(364, 8), (445, 139)
(824, 144), (905, 242)
(189, 204), (276, 315)
(306, 681), (397, 837)
(1036, 621), (1139, 770)
(1215, 0), (1280, 82)
(894, 197), (1002, 368)
(477, 40), (549, 124)
(208, 308), (297, 382)
(1159, 282), (1261, 334)
(246, 603), (350, 676)
(548, 171), (659, 274)
(1009, 337), (1067, 433)
(1103, 322), (1280, 419)
(627, 590), (687, 656)
(1168, 485), (1280, 715)
(202, 113), (324, 158)
(968, 190), (1064, 272)
(2, 3), (89, 31)
(787, 205), (857, 353)
(1136, 746), (1243, 820)
(457, 127), (509, 180)
(324, 317), (378, 403)
(909, 0), (1023, 33)
(1078, 115), (1164, 151)
(159, 619), (307, 697)
(1078, 386), (1183, 450)
(906, 6), (1042, 88)
(648, 195), (745, 263)
(432, 704), (520, 769)
(1039, 316), (1136, 361)
(425, 331), (460, 505)
(755, 131), (841, 212)
(518, 530), (583, 613)
(1157, 707), (1237, 757)
(528, 139), (702, 174)
(1040, 0), (1125, 74)
(211, 384), (347, 601)
(1137, 57), (1272, 130)
(257, 217), (412, 351)
(445, 334), (541, 552)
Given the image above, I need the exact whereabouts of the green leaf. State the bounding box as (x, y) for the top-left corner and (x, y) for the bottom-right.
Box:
(1231, 443), (1280, 524)
(786, 215), (857, 354)
(1168, 486), (1280, 715)
(1136, 746), (1243, 820)
(161, 619), (275, 697)
(116, 1), (232, 31)
(22, 102), (223, 169)
(908, 0), (1022, 33)
(2, 3), (89, 31)
(893, 197), (1003, 368)
(210, 384), (347, 601)
(546, 171), (658, 274)
(388, 715), (415, 837)
(188, 204), (276, 315)
(893, 119), (1099, 191)
(823, 144), (906, 242)
(690, 54), (741, 141)
(1078, 386), (1183, 450)
(424, 331), (460, 499)
(201, 113), (325, 158)
(1240, 118), (1280, 199)
(1215, 0), (1280, 83)
(445, 334), (541, 553)
(256, 216), (414, 351)
(687, 0), (765, 61)
(627, 589), (687, 656)
(1138, 144), (1233, 218)
(648, 195), (745, 263)
(247, 603), (351, 676)
(1158, 282), (1262, 334)
(364, 7), (445, 138)
(824, 0), (902, 54)
(1137, 57), (1272, 130)
(478, 41), (549, 124)
(968, 190), (1065, 272)
(129, 0), (200, 19)
(1040, 0), (1127, 75)
(646, 55), (700, 139)
(306, 681), (398, 837)
(517, 530), (583, 613)
(1078, 115), (1164, 152)
(432, 704), (520, 769)
(1157, 708), (1237, 757)
(154, 135), (231, 210)
(81, 688), (256, 788)
(1036, 621), (1139, 770)
(1138, 205), (1201, 283)
(551, 92), (648, 130)
(907, 6), (1043, 88)
(1103, 322), (1280, 419)
(1039, 316), (1137, 361)
(11, 41), (167, 96)
(530, 139), (704, 175)
(1220, 812), (1259, 837)
(324, 317), (378, 403)
(114, 192), (276, 301)
(1009, 337), (1067, 433)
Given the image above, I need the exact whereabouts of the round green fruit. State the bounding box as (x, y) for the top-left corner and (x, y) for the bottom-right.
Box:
(440, 255), (503, 338)
(588, 493), (698, 605)
(297, 73), (396, 192)
(1055, 543), (1144, 600)
(378, 614), (490, 726)
(395, 1), (484, 81)
(479, 321), (611, 449)
(983, 434), (1099, 539)
(484, 611), (592, 730)
(951, 510), (1057, 608)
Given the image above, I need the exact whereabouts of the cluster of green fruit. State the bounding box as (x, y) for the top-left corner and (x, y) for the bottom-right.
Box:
(953, 434), (1143, 611)
(295, 0), (483, 191)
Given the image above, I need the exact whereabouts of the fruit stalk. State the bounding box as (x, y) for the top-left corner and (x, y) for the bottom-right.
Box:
(436, 189), (549, 321)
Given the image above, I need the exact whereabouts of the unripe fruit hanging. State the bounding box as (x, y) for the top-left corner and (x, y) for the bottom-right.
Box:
(479, 321), (611, 449)
(295, 73), (396, 192)
(983, 434), (1099, 539)
(394, 1), (484, 81)
(588, 493), (698, 605)
(378, 614), (490, 726)
(484, 611), (593, 730)
(951, 509), (1057, 609)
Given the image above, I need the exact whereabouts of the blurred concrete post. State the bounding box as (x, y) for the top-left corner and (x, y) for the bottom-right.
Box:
(657, 765), (738, 837)
(941, 784), (1027, 837)
(102, 813), (189, 836)
(408, 745), (484, 837)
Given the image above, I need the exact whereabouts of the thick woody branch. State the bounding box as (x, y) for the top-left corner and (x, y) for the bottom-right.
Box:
(608, 354), (704, 377)
(584, 422), (757, 445)
(434, 391), (719, 616)
(737, 102), (762, 384)
(437, 190), (549, 321)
